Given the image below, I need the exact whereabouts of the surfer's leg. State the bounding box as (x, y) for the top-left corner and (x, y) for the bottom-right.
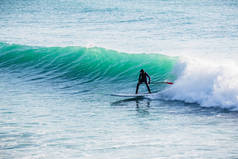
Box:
(146, 82), (151, 93)
(136, 83), (140, 94)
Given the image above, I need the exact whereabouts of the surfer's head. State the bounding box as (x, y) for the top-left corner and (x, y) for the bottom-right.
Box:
(140, 69), (144, 73)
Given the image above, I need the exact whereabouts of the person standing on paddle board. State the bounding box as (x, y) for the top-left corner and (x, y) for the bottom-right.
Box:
(136, 69), (151, 94)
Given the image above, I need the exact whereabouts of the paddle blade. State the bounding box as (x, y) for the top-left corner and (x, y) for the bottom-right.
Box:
(166, 82), (173, 85)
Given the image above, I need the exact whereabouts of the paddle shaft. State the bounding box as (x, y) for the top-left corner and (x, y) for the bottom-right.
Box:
(151, 82), (173, 85)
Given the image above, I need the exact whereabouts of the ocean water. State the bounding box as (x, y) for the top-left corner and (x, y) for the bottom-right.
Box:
(1, 0), (238, 158)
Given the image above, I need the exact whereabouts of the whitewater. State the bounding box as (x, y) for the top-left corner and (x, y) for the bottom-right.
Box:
(1, 0), (238, 158)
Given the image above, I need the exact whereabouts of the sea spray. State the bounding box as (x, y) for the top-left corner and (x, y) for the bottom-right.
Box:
(161, 57), (238, 110)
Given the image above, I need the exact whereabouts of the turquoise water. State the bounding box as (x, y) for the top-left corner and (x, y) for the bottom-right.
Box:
(1, 0), (238, 158)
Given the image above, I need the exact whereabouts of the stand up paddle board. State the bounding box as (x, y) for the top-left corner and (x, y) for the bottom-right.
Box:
(110, 92), (156, 98)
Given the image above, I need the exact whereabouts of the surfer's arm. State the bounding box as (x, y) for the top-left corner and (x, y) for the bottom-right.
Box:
(146, 73), (151, 84)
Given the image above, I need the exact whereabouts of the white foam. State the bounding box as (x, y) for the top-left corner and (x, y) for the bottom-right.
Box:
(160, 56), (238, 110)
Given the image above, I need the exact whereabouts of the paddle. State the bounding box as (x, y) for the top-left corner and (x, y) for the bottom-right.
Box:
(151, 81), (174, 85)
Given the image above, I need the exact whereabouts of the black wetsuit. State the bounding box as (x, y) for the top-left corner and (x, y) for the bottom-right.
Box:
(139, 72), (148, 83)
(136, 71), (151, 94)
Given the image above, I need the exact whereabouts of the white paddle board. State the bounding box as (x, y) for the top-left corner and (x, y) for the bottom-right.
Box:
(110, 93), (154, 98)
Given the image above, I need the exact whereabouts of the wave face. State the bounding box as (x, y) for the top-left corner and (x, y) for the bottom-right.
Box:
(0, 42), (176, 88)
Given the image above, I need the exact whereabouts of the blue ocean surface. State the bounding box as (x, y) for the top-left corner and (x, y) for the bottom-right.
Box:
(0, 0), (238, 158)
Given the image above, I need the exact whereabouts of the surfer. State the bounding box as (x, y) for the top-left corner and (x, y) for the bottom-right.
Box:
(136, 69), (151, 94)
